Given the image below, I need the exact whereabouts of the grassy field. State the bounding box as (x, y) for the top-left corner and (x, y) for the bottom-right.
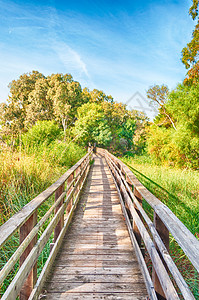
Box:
(122, 155), (199, 298)
(0, 142), (86, 296)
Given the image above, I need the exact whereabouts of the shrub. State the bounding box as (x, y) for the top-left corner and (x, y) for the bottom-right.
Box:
(22, 120), (61, 147)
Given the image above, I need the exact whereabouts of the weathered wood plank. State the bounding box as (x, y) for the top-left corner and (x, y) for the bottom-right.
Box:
(45, 292), (147, 299)
(45, 281), (147, 293)
(50, 266), (144, 275)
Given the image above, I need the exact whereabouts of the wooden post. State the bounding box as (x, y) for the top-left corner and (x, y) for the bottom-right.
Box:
(66, 173), (74, 214)
(20, 211), (37, 300)
(152, 212), (169, 299)
(133, 187), (142, 247)
(54, 183), (65, 243)
(93, 142), (96, 153)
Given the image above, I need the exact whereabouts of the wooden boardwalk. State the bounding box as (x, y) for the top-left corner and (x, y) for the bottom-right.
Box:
(43, 155), (148, 299)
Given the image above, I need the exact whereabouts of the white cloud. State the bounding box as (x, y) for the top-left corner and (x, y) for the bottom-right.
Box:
(53, 41), (89, 76)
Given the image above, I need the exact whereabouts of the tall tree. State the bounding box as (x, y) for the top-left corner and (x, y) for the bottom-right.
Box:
(25, 77), (53, 128)
(73, 102), (112, 147)
(47, 74), (84, 133)
(147, 84), (176, 130)
(182, 0), (199, 83)
(1, 71), (45, 134)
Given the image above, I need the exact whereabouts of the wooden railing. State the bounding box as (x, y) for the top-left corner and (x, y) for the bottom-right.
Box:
(0, 148), (93, 300)
(97, 148), (199, 300)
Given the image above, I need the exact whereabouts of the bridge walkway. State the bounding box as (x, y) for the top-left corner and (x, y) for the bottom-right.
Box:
(43, 155), (148, 299)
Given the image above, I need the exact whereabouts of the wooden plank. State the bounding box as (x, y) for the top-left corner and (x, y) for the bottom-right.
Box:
(133, 187), (142, 247)
(45, 292), (147, 299)
(44, 281), (147, 293)
(50, 266), (144, 275)
(45, 273), (142, 282)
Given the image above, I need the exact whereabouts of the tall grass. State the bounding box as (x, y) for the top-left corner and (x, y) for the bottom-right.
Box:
(0, 141), (86, 224)
(122, 155), (199, 236)
(0, 141), (86, 296)
(122, 155), (199, 298)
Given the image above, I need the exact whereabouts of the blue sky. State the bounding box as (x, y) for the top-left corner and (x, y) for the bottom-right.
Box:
(0, 0), (194, 117)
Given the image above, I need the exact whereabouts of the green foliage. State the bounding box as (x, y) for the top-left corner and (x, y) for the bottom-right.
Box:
(182, 0), (199, 83)
(0, 72), (86, 135)
(119, 118), (136, 149)
(168, 83), (199, 133)
(147, 84), (176, 130)
(22, 120), (61, 147)
(73, 102), (112, 147)
(146, 126), (181, 165)
(46, 140), (86, 167)
(0, 70), (149, 156)
(146, 82), (199, 169)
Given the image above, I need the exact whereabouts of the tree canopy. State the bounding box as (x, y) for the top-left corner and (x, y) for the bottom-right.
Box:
(182, 0), (199, 84)
(0, 71), (148, 155)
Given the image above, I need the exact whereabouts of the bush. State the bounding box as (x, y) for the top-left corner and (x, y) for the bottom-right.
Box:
(22, 120), (61, 147)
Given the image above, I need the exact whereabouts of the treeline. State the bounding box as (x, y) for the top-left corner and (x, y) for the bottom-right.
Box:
(146, 82), (199, 169)
(0, 71), (148, 155)
(0, 68), (198, 169)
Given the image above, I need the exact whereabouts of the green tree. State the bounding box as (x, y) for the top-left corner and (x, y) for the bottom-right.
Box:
(147, 84), (176, 130)
(25, 77), (53, 128)
(0, 71), (45, 135)
(182, 0), (199, 83)
(73, 102), (112, 147)
(146, 83), (199, 169)
(47, 74), (84, 133)
(130, 110), (149, 153)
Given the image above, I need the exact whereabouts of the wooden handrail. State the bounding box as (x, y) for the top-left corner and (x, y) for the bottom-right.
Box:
(97, 148), (198, 300)
(0, 152), (90, 248)
(0, 148), (93, 299)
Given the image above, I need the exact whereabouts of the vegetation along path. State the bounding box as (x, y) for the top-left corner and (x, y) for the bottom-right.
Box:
(43, 155), (148, 299)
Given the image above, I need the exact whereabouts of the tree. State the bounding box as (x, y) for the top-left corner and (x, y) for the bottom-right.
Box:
(146, 83), (199, 169)
(168, 83), (199, 135)
(47, 74), (84, 133)
(147, 84), (176, 130)
(89, 89), (114, 103)
(130, 110), (149, 153)
(73, 102), (112, 147)
(25, 78), (53, 128)
(1, 71), (45, 134)
(182, 0), (199, 83)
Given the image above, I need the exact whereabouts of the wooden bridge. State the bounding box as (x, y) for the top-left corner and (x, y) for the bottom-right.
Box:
(0, 148), (199, 299)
